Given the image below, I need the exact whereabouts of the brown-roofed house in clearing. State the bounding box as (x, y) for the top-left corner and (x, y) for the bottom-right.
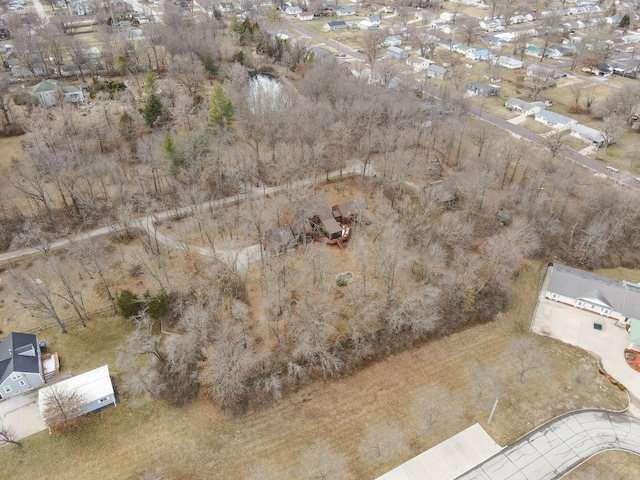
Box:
(331, 199), (361, 225)
(426, 179), (458, 207)
(263, 194), (357, 252)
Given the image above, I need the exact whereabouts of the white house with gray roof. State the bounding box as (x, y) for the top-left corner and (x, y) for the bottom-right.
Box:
(534, 110), (577, 130)
(38, 365), (116, 419)
(505, 98), (545, 116)
(545, 263), (640, 324)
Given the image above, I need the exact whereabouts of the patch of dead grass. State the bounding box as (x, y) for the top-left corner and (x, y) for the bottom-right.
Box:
(0, 261), (629, 480)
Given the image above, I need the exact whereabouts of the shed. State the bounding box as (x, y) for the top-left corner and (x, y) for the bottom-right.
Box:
(38, 365), (116, 418)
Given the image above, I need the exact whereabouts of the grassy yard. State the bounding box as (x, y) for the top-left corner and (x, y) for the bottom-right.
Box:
(564, 450), (640, 479)
(0, 260), (632, 479)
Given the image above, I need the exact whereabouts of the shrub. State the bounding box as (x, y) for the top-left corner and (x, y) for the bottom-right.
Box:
(117, 290), (142, 319)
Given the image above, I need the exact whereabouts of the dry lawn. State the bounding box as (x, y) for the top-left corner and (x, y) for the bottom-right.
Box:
(563, 450), (640, 479)
(0, 260), (630, 479)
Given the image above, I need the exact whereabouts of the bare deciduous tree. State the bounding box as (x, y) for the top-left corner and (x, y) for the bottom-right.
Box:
(40, 384), (85, 433)
(0, 421), (22, 448)
(299, 441), (348, 480)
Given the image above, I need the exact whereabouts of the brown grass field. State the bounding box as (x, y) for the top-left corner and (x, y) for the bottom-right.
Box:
(1, 260), (636, 479)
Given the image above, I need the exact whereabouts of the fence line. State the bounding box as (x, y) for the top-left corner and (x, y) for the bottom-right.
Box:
(21, 305), (116, 335)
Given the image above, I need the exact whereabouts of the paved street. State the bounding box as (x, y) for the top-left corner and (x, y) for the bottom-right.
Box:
(284, 19), (366, 62)
(455, 410), (640, 480)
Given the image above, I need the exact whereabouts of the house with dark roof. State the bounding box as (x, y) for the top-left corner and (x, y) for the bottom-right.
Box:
(324, 20), (347, 31)
(545, 263), (640, 324)
(467, 81), (497, 97)
(0, 333), (45, 400)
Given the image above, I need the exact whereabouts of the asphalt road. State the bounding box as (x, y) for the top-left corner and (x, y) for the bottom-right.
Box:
(464, 102), (639, 188)
(285, 19), (366, 62)
(456, 409), (640, 480)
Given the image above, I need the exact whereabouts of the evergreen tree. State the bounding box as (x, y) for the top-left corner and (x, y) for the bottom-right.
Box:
(163, 133), (181, 174)
(203, 54), (217, 77)
(144, 70), (158, 96)
(142, 92), (163, 127)
(619, 14), (630, 32)
(207, 86), (234, 133)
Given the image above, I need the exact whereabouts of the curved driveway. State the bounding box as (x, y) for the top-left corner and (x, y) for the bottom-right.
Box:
(455, 409), (640, 480)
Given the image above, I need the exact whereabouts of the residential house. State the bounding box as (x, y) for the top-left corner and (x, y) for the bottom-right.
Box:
(284, 5), (301, 15)
(425, 64), (448, 79)
(495, 56), (523, 69)
(38, 365), (116, 421)
(582, 63), (613, 77)
(479, 19), (499, 31)
(359, 14), (380, 29)
(0, 333), (45, 400)
(545, 263), (640, 324)
(466, 48), (490, 61)
(570, 124), (612, 148)
(383, 35), (402, 47)
(440, 12), (455, 22)
(481, 34), (509, 47)
(415, 11), (435, 22)
(524, 45), (545, 58)
(527, 63), (557, 79)
(32, 80), (85, 106)
(429, 19), (448, 30)
(426, 179), (458, 207)
(467, 81), (497, 97)
(609, 59), (639, 76)
(282, 194), (353, 248)
(406, 57), (433, 72)
(534, 110), (577, 130)
(509, 14), (527, 24)
(505, 98), (546, 116)
(336, 6), (355, 16)
(386, 46), (409, 59)
(297, 11), (313, 20)
(454, 44), (475, 55)
(547, 45), (571, 59)
(324, 20), (347, 31)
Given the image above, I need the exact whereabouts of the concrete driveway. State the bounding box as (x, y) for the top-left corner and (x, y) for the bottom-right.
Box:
(455, 409), (640, 480)
(0, 390), (47, 440)
(531, 298), (640, 402)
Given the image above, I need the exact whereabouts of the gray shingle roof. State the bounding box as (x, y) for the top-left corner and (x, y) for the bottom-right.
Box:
(0, 332), (40, 384)
(547, 263), (640, 319)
